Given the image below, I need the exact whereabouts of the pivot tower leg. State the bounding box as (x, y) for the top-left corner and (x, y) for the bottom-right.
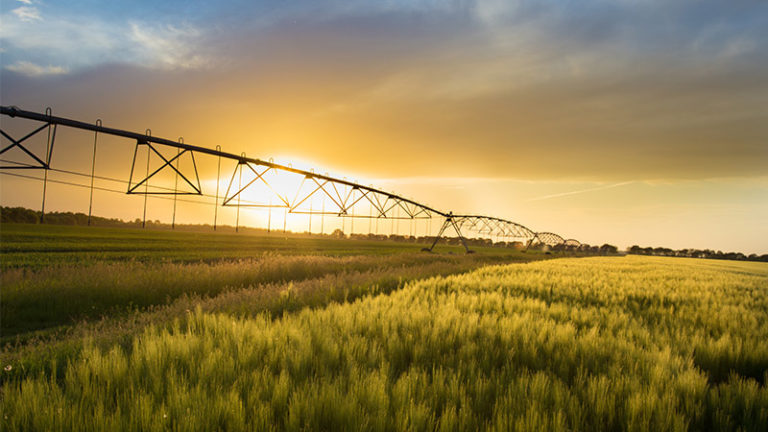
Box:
(423, 214), (473, 254)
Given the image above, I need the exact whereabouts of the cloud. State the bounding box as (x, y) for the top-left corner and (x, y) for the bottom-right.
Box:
(527, 182), (634, 202)
(128, 22), (207, 70)
(0, 11), (209, 73)
(4, 61), (67, 76)
(11, 6), (40, 22)
(1, 0), (766, 180)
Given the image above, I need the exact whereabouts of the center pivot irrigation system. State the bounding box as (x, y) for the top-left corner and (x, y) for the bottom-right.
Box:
(0, 106), (579, 252)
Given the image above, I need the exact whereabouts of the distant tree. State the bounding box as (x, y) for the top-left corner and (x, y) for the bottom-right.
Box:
(604, 241), (765, 262)
(330, 228), (346, 239)
(1, 207), (38, 223)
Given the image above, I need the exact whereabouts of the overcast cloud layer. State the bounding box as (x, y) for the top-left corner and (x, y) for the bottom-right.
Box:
(2, 0), (767, 180)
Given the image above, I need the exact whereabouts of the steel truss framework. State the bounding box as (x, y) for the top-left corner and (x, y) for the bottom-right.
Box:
(0, 108), (56, 170)
(453, 215), (537, 239)
(128, 140), (202, 195)
(531, 232), (566, 247)
(0, 106), (577, 252)
(221, 161), (434, 221)
(564, 239), (581, 247)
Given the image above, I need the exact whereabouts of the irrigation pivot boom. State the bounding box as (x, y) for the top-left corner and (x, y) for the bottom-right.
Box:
(0, 105), (576, 252)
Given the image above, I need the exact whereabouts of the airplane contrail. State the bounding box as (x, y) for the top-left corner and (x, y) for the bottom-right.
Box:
(526, 181), (634, 202)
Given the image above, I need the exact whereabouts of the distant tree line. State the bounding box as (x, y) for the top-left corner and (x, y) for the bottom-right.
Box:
(1, 206), (618, 254)
(0, 206), (273, 234)
(627, 245), (768, 263)
(547, 243), (619, 254)
(2, 206), (143, 227)
(343, 229), (619, 254)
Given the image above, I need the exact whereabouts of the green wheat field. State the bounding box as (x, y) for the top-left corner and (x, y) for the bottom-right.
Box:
(1, 224), (767, 431)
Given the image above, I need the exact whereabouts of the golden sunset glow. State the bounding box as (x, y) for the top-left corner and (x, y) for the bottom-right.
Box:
(1, 0), (767, 253)
(3, 3), (768, 430)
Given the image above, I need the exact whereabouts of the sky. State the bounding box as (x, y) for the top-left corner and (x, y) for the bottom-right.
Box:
(1, 0), (767, 253)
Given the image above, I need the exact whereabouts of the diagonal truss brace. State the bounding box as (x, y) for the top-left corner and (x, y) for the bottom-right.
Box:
(222, 162), (292, 208)
(526, 231), (566, 250)
(423, 213), (473, 254)
(0, 122), (56, 169)
(222, 164), (434, 220)
(127, 140), (202, 195)
(454, 216), (537, 242)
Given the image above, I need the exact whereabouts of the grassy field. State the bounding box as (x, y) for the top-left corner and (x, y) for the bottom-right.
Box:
(0, 223), (498, 270)
(0, 224), (545, 339)
(2, 225), (767, 431)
